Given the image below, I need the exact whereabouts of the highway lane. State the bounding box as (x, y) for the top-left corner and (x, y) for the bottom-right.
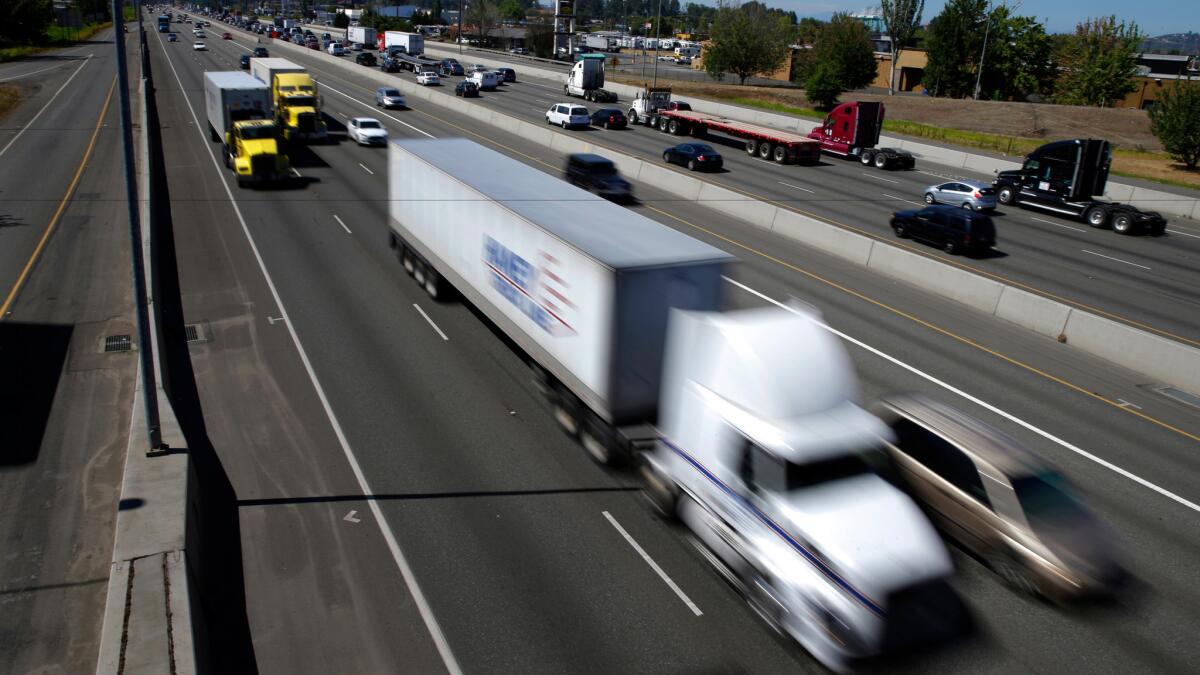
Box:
(160, 27), (1200, 673)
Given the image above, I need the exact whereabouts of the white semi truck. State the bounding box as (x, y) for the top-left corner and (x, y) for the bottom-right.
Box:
(564, 53), (617, 102)
(387, 138), (957, 668)
(348, 25), (376, 46)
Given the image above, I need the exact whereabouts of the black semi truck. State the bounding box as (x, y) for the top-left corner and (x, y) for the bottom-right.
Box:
(992, 139), (1166, 236)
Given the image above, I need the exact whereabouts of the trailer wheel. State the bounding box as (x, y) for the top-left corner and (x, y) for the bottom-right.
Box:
(758, 142), (773, 160)
(424, 266), (444, 300)
(668, 119), (680, 134)
(1112, 212), (1134, 234)
(659, 117), (672, 133)
(772, 145), (788, 163)
(640, 461), (679, 519)
(552, 385), (580, 439)
(1085, 205), (1109, 228)
(580, 425), (614, 466)
(745, 139), (759, 156)
(860, 150), (875, 165)
(401, 247), (415, 275)
(874, 152), (889, 169)
(413, 259), (427, 286)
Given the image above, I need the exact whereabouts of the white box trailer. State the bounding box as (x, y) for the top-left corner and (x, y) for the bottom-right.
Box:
(387, 138), (731, 437)
(348, 25), (376, 45)
(203, 71), (271, 142)
(383, 31), (423, 55)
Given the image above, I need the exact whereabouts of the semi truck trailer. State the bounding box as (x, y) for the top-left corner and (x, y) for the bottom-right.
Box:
(348, 26), (376, 45)
(249, 58), (328, 143)
(992, 138), (1167, 235)
(645, 107), (823, 165)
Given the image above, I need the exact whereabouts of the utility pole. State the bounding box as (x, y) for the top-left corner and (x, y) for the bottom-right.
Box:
(651, 0), (662, 86)
(458, 0), (464, 54)
(112, 0), (163, 453)
(973, 2), (993, 101)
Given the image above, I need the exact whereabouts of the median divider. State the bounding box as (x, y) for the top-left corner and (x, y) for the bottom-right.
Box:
(271, 36), (1200, 396)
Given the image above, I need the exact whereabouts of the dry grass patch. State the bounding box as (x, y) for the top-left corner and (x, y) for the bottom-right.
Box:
(0, 85), (20, 121)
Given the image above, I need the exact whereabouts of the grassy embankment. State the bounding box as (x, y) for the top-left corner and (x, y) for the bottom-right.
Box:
(0, 19), (115, 63)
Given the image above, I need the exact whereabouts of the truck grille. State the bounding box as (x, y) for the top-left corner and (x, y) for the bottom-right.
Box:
(879, 579), (966, 652)
(297, 114), (316, 134)
(251, 155), (275, 177)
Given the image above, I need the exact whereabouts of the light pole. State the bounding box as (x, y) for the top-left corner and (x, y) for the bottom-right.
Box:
(458, 0), (463, 54)
(651, 0), (662, 87)
(973, 2), (993, 101)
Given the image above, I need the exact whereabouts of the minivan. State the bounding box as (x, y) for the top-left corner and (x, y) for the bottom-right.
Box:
(564, 153), (632, 202)
(469, 70), (500, 90)
(890, 205), (996, 255)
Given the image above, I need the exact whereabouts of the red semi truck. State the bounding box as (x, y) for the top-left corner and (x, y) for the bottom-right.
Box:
(806, 101), (914, 170)
(642, 106), (823, 165)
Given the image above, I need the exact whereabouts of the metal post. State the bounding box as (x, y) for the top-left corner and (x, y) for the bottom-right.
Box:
(651, 0), (662, 87)
(112, 0), (162, 453)
(458, 0), (463, 54)
(973, 2), (993, 101)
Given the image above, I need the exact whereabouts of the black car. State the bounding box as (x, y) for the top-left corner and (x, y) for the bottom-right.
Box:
(564, 153), (632, 202)
(252, 46), (269, 58)
(455, 80), (479, 98)
(355, 52), (377, 66)
(890, 205), (997, 255)
(589, 108), (626, 129)
(663, 143), (723, 171)
(239, 53), (251, 69)
(495, 67), (516, 82)
(380, 56), (402, 73)
(441, 62), (465, 76)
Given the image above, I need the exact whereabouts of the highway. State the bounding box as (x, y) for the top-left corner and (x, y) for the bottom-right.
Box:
(409, 43), (1200, 349)
(146, 22), (1200, 673)
(0, 26), (137, 674)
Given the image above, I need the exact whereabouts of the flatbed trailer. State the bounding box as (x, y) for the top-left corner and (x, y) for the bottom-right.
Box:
(394, 52), (441, 72)
(646, 109), (823, 164)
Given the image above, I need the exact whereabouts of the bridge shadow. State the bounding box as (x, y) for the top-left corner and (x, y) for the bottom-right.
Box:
(0, 322), (73, 467)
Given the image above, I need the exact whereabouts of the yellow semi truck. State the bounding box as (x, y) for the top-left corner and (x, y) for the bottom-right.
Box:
(203, 71), (290, 187)
(249, 57), (328, 143)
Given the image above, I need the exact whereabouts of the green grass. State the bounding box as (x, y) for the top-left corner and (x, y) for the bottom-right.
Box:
(0, 21), (110, 62)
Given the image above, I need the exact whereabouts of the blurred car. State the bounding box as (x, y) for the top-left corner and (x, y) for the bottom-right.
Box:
(321, 32), (332, 41)
(167, 33), (177, 42)
(416, 71), (440, 85)
(356, 52), (377, 66)
(874, 394), (1127, 601)
(239, 53), (251, 69)
(375, 87), (406, 109)
(439, 58), (464, 76)
(545, 103), (589, 129)
(564, 153), (632, 202)
(923, 179), (997, 211)
(222, 31), (232, 39)
(307, 40), (320, 51)
(468, 63), (489, 73)
(193, 41), (207, 50)
(380, 56), (402, 73)
(328, 42), (345, 56)
(253, 46), (269, 58)
(347, 117), (388, 146)
(510, 47), (529, 55)
(350, 42), (364, 51)
(662, 143), (722, 171)
(454, 80), (479, 98)
(589, 108), (626, 129)
(674, 56), (692, 65)
(495, 67), (516, 82)
(890, 205), (996, 255)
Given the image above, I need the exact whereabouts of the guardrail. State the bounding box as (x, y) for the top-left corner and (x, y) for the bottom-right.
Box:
(269, 33), (1200, 396)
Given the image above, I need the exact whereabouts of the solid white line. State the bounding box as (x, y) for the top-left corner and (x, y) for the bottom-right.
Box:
(155, 29), (463, 674)
(289, 167), (302, 178)
(861, 171), (899, 184)
(0, 55), (91, 160)
(1031, 216), (1086, 233)
(358, 162), (374, 175)
(602, 511), (703, 616)
(720, 275), (1200, 515)
(413, 304), (449, 340)
(1167, 228), (1200, 239)
(777, 181), (814, 194)
(881, 193), (922, 206)
(0, 63), (66, 83)
(333, 214), (352, 234)
(1081, 249), (1151, 270)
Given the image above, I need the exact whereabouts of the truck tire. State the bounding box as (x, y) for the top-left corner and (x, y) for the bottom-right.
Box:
(552, 385), (581, 439)
(773, 145), (788, 163)
(659, 117), (671, 133)
(997, 186), (1016, 205)
(640, 461), (679, 519)
(668, 119), (680, 134)
(758, 142), (772, 160)
(628, 108), (638, 124)
(412, 259), (428, 287)
(1085, 205), (1110, 228)
(860, 150), (875, 165)
(745, 139), (759, 156)
(423, 266), (444, 299)
(1112, 212), (1134, 234)
(874, 152), (889, 169)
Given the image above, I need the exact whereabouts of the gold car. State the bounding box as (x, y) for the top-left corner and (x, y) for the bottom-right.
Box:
(874, 394), (1126, 602)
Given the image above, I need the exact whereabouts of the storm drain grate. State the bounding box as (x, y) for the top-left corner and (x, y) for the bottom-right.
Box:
(185, 324), (201, 343)
(104, 335), (132, 353)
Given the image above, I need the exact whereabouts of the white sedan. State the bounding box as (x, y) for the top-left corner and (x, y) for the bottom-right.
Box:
(347, 117), (388, 146)
(193, 41), (207, 51)
(416, 71), (440, 85)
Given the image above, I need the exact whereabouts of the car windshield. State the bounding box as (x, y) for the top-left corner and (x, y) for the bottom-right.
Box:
(358, 120), (381, 129)
(382, 90), (400, 97)
(1012, 472), (1091, 535)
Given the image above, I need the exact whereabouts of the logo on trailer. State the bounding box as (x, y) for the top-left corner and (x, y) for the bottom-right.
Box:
(483, 237), (576, 337)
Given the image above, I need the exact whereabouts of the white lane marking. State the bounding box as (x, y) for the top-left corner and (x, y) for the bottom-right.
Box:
(413, 304), (449, 341)
(602, 511), (703, 616)
(357, 162), (374, 175)
(1116, 398), (1143, 410)
(721, 275), (1200, 515)
(343, 510), (362, 523)
(267, 316), (286, 325)
(882, 193), (922, 206)
(0, 55), (91, 160)
(333, 214), (352, 234)
(289, 167), (302, 178)
(1166, 228), (1200, 239)
(155, 29), (463, 674)
(0, 63), (67, 82)
(861, 171), (899, 184)
(1031, 216), (1086, 233)
(1081, 249), (1151, 270)
(777, 181), (814, 194)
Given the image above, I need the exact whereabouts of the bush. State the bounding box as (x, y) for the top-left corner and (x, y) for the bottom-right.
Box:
(805, 63), (843, 111)
(1149, 82), (1200, 170)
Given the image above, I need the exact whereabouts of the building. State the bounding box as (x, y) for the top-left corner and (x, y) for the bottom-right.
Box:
(872, 48), (927, 92)
(1118, 54), (1200, 109)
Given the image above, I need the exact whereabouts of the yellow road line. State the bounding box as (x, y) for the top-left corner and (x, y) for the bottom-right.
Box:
(0, 75), (118, 319)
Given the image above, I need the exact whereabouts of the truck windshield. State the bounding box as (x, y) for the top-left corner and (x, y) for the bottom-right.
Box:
(784, 454), (872, 490)
(742, 441), (880, 494)
(283, 96), (315, 108)
(239, 125), (277, 140)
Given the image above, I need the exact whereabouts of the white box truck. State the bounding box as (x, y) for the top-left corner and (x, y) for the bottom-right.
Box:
(203, 71), (271, 143)
(348, 25), (376, 45)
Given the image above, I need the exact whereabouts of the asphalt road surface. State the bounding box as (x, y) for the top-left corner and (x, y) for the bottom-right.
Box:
(141, 21), (1200, 674)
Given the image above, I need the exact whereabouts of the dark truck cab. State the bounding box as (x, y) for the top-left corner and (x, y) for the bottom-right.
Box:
(993, 139), (1166, 235)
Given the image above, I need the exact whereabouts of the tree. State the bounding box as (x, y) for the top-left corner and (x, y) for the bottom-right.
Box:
(498, 0), (525, 23)
(806, 62), (844, 110)
(879, 0), (925, 95)
(467, 0), (499, 46)
(527, 20), (555, 58)
(1149, 82), (1200, 169)
(0, 0), (52, 46)
(333, 12), (349, 30)
(793, 13), (876, 92)
(923, 0), (986, 98)
(703, 1), (795, 85)
(976, 8), (1056, 101)
(1054, 16), (1142, 107)
(431, 0), (445, 24)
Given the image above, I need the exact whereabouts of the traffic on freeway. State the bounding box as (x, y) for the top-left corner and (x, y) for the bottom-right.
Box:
(2, 2), (1199, 673)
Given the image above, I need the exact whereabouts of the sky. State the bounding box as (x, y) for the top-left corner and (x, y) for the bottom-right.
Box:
(723, 1), (1199, 36)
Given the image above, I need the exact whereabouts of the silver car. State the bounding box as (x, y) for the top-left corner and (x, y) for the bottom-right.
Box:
(923, 179), (997, 211)
(375, 87), (406, 109)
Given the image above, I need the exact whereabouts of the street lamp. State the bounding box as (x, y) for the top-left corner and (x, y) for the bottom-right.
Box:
(651, 0), (662, 87)
(973, 2), (993, 101)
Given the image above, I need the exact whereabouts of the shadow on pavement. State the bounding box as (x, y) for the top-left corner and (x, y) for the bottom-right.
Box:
(238, 485), (640, 507)
(0, 322), (73, 467)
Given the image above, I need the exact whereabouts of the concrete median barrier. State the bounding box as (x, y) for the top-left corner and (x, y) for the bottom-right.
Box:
(994, 287), (1073, 340)
(1062, 311), (1200, 394)
(770, 209), (875, 267)
(867, 244), (1006, 315)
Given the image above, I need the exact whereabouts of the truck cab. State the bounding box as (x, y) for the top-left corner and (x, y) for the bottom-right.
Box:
(273, 73), (328, 143)
(807, 101), (914, 169)
(643, 307), (960, 670)
(225, 119), (289, 187)
(628, 86), (674, 124)
(564, 54), (616, 102)
(993, 139), (1166, 235)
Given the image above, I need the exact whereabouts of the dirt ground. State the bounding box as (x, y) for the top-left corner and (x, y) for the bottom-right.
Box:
(0, 84), (20, 122)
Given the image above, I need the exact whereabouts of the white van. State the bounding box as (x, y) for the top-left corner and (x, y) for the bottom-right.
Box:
(470, 70), (500, 90)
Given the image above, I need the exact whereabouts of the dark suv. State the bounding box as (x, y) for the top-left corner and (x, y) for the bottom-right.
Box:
(890, 205), (996, 255)
(564, 153), (632, 203)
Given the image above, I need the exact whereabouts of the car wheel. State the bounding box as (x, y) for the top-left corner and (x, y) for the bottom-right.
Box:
(663, 152), (671, 163)
(1085, 205), (1109, 228)
(924, 193), (936, 204)
(874, 152), (889, 169)
(962, 202), (974, 210)
(997, 186), (1016, 205)
(987, 553), (1038, 597)
(860, 150), (874, 165)
(561, 120), (568, 129)
(687, 160), (696, 171)
(1112, 212), (1134, 234)
(893, 222), (908, 238)
(944, 239), (958, 254)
